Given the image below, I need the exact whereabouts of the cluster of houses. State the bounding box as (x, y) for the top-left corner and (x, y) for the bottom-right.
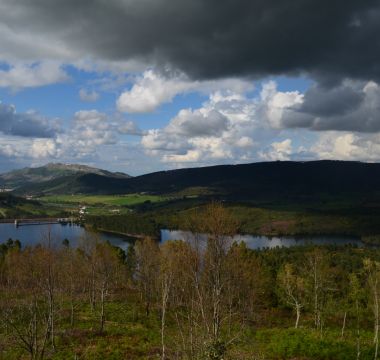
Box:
(0, 188), (13, 193)
(78, 205), (87, 219)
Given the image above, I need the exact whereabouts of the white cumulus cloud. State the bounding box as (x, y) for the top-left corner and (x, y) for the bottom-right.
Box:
(116, 69), (254, 113)
(0, 61), (69, 90)
(259, 139), (293, 161)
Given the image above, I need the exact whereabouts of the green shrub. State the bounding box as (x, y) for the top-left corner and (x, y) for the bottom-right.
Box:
(257, 328), (374, 360)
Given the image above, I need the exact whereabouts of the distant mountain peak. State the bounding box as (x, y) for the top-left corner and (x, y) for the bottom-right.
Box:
(44, 162), (109, 172)
(0, 163), (131, 190)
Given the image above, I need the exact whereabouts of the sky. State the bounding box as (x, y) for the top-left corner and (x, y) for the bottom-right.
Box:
(0, 0), (380, 175)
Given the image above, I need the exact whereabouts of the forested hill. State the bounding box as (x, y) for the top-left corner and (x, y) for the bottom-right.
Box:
(120, 160), (380, 196)
(11, 160), (380, 198)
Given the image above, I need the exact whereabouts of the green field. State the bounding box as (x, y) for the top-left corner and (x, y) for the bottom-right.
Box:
(39, 194), (167, 206)
(0, 193), (68, 219)
(35, 194), (170, 216)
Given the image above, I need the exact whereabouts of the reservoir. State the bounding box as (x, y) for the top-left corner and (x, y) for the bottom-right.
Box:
(0, 223), (367, 251)
(0, 223), (132, 251)
(160, 229), (365, 249)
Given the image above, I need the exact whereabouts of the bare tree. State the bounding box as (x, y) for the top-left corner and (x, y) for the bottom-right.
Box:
(186, 202), (239, 357)
(349, 273), (364, 360)
(78, 231), (101, 312)
(134, 237), (160, 317)
(277, 263), (305, 328)
(93, 242), (122, 333)
(59, 246), (86, 327)
(224, 242), (269, 335)
(303, 248), (331, 333)
(200, 203), (238, 342)
(364, 258), (380, 360)
(167, 239), (200, 359)
(159, 241), (185, 359)
(1, 248), (51, 360)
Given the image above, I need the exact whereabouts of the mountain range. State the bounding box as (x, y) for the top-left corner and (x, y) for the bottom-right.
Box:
(1, 161), (380, 201)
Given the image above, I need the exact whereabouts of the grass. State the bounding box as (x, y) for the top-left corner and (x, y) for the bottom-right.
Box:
(0, 300), (162, 360)
(2, 302), (377, 359)
(39, 194), (168, 206)
(36, 194), (170, 217)
(0, 208), (7, 217)
(0, 202), (67, 219)
(252, 328), (376, 360)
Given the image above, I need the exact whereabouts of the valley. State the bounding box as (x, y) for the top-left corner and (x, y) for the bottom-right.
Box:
(2, 161), (380, 239)
(2, 161), (380, 359)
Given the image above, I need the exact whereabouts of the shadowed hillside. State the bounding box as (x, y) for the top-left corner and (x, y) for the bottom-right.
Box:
(10, 160), (380, 200)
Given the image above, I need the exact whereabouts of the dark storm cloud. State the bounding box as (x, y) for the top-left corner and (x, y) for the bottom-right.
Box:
(281, 81), (380, 132)
(298, 84), (365, 117)
(0, 103), (60, 138)
(1, 0), (379, 81)
(169, 110), (229, 137)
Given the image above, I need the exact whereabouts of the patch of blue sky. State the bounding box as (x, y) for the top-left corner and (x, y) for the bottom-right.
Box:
(65, 64), (131, 93)
(0, 67), (117, 122)
(0, 62), (11, 71)
(283, 128), (318, 147)
(4, 84), (76, 118)
(0, 83), (86, 120)
(276, 75), (313, 92)
(249, 75), (312, 97)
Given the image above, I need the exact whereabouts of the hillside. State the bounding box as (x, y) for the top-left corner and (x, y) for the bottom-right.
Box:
(0, 193), (51, 219)
(10, 160), (380, 200)
(0, 163), (130, 192)
(118, 160), (380, 198)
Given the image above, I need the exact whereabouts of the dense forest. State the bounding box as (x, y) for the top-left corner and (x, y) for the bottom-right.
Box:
(2, 204), (380, 359)
(86, 199), (380, 239)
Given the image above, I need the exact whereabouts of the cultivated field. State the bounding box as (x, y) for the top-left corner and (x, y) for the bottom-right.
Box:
(39, 194), (168, 206)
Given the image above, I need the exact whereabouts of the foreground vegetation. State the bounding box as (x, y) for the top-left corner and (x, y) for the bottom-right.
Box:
(1, 203), (380, 359)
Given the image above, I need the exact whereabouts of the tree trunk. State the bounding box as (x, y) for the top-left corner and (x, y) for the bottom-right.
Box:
(161, 284), (168, 360)
(356, 299), (361, 360)
(100, 286), (106, 333)
(212, 253), (222, 342)
(90, 265), (96, 312)
(100, 288), (104, 332)
(295, 303), (301, 329)
(341, 311), (347, 338)
(313, 258), (320, 330)
(70, 300), (75, 327)
(374, 279), (379, 360)
(48, 290), (55, 350)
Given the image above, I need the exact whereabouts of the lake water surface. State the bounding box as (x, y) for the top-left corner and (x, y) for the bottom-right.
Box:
(160, 229), (365, 249)
(0, 223), (131, 251)
(0, 223), (367, 251)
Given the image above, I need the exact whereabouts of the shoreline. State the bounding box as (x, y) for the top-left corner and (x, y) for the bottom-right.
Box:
(88, 226), (157, 241)
(0, 217), (61, 224)
(0, 220), (370, 243)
